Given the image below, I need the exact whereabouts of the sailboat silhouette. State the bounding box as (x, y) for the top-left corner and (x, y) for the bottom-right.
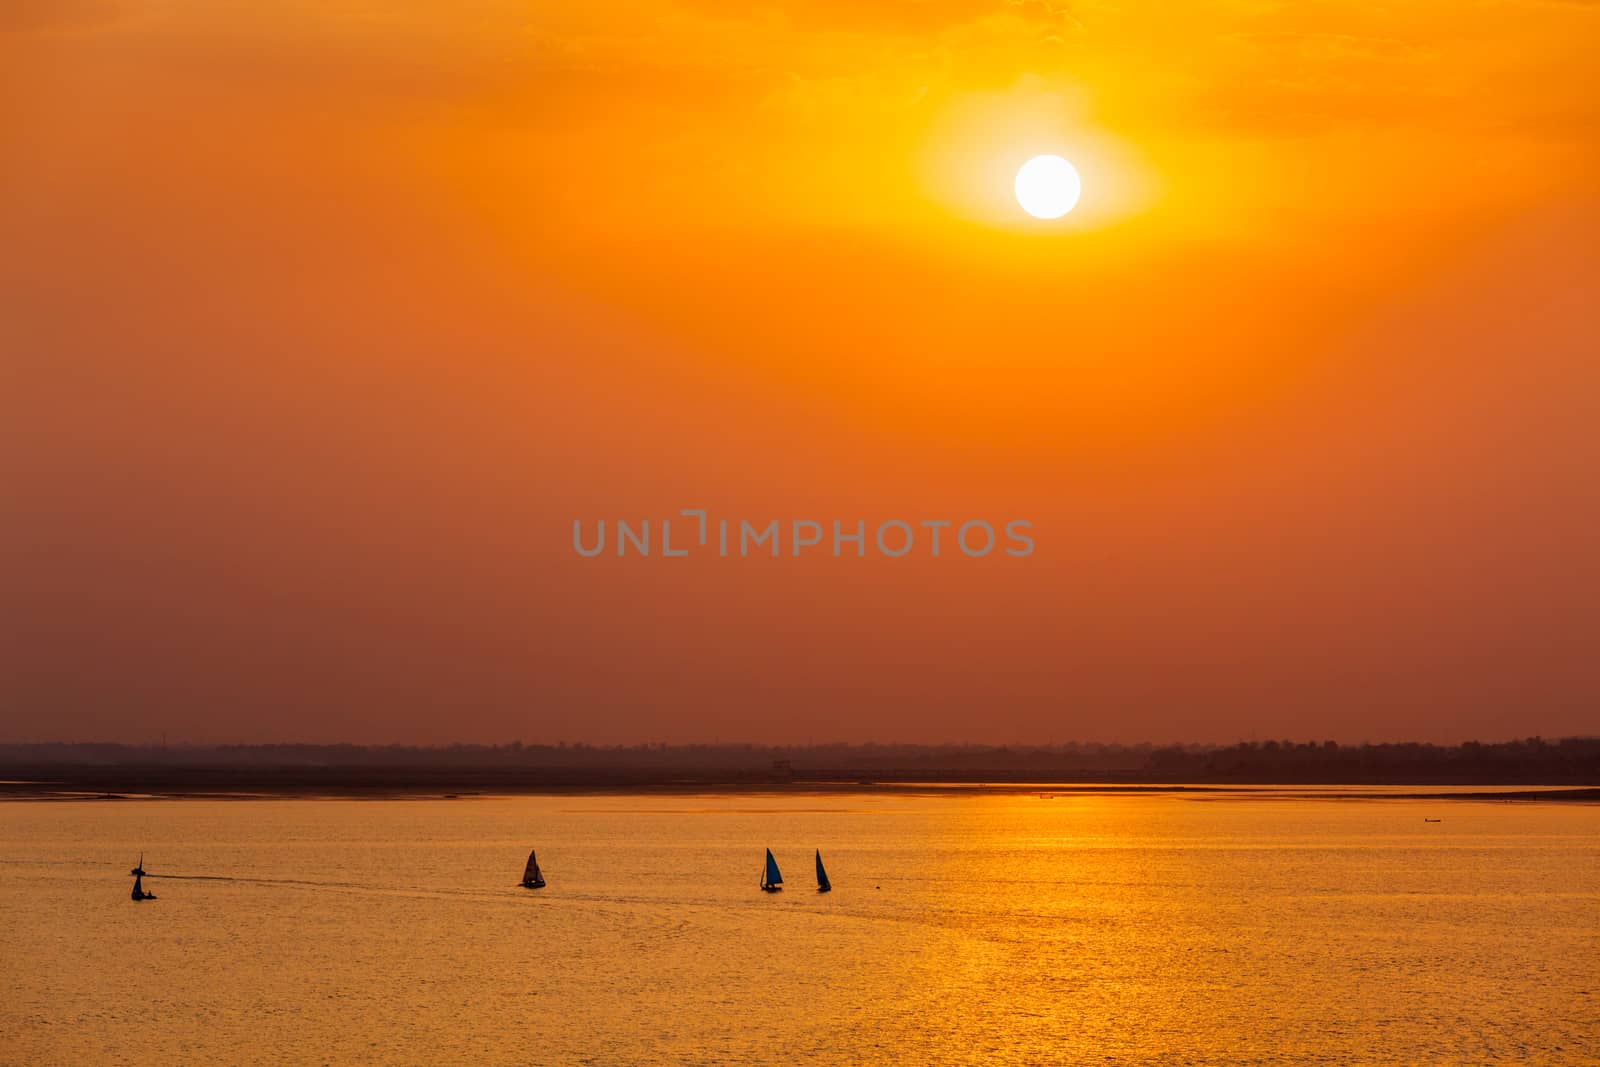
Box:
(760, 848), (783, 892)
(130, 854), (156, 901)
(815, 849), (832, 893)
(521, 849), (546, 889)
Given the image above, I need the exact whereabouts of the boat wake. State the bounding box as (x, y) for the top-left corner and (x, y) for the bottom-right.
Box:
(142, 872), (376, 892)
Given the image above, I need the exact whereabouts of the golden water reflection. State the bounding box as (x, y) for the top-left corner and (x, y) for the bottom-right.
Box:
(3, 792), (1594, 1064)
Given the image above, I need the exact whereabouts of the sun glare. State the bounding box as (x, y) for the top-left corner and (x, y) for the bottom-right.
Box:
(1014, 155), (1081, 219)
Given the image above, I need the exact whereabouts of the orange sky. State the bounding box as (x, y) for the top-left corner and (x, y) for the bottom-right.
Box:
(3, 1), (1598, 743)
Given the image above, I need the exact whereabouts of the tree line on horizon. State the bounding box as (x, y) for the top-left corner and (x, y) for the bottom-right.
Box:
(1, 736), (1594, 784)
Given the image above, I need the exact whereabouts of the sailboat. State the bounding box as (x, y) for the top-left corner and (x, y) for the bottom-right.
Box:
(521, 849), (546, 889)
(815, 849), (832, 893)
(130, 854), (156, 901)
(760, 848), (783, 892)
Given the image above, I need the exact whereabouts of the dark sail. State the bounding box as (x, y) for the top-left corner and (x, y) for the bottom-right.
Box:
(761, 848), (783, 890)
(130, 854), (154, 900)
(815, 849), (831, 893)
(522, 849), (545, 888)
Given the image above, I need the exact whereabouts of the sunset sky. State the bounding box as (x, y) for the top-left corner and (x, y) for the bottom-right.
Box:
(3, 0), (1597, 744)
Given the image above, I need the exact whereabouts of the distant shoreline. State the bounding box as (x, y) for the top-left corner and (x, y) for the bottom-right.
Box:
(2, 778), (1596, 804)
(3, 738), (1595, 800)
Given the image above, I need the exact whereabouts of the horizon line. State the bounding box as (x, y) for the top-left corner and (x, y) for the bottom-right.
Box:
(4, 736), (1594, 751)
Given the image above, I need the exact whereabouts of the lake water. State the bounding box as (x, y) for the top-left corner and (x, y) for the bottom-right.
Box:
(2, 791), (1596, 1064)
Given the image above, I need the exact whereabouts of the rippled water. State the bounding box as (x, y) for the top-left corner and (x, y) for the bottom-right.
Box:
(2, 791), (1595, 1065)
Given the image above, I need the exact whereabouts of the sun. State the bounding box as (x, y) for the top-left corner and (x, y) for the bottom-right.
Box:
(1014, 155), (1081, 219)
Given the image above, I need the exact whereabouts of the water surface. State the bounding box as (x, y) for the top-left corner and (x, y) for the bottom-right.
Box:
(3, 791), (1595, 1064)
